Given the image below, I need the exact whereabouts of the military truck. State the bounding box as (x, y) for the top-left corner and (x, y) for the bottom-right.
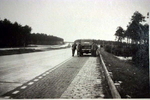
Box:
(75, 39), (98, 56)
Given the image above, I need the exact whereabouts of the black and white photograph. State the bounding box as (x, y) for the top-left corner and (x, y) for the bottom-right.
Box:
(0, 0), (149, 99)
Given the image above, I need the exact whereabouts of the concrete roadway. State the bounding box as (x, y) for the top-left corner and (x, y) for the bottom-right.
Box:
(0, 48), (104, 99)
(0, 48), (72, 96)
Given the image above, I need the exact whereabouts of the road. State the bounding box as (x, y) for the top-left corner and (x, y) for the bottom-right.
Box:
(0, 48), (104, 99)
(0, 48), (72, 96)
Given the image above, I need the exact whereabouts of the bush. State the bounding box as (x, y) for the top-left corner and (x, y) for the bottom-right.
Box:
(104, 45), (125, 56)
(104, 43), (149, 69)
(132, 44), (149, 68)
(104, 45), (112, 53)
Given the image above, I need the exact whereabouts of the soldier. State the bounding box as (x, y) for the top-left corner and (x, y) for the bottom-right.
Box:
(77, 43), (82, 56)
(91, 42), (98, 56)
(72, 42), (77, 56)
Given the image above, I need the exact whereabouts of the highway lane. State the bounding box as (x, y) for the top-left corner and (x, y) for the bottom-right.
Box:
(1, 56), (104, 99)
(0, 48), (72, 96)
(2, 56), (89, 99)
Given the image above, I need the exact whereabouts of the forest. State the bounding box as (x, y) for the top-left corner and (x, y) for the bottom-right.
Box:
(0, 19), (64, 47)
(102, 11), (149, 68)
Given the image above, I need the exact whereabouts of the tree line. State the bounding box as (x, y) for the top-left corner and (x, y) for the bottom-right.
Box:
(94, 11), (149, 68)
(115, 11), (149, 44)
(29, 33), (64, 45)
(0, 18), (64, 47)
(111, 11), (149, 68)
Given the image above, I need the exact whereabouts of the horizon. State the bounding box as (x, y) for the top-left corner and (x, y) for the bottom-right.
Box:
(0, 0), (149, 42)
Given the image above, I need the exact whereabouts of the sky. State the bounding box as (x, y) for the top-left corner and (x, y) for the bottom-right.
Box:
(0, 0), (149, 42)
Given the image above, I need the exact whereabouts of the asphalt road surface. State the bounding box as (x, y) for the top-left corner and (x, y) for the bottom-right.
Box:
(0, 48), (104, 99)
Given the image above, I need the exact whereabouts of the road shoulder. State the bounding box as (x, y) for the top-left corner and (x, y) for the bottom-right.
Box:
(61, 57), (104, 99)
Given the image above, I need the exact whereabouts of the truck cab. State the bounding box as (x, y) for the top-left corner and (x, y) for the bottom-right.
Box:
(75, 39), (98, 56)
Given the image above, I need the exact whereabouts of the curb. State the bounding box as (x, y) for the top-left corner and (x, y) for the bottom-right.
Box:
(99, 53), (121, 98)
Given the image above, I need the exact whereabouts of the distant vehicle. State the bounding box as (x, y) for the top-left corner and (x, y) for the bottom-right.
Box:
(74, 39), (98, 56)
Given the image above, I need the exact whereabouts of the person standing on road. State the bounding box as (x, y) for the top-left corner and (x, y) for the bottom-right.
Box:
(91, 42), (98, 56)
(72, 42), (77, 56)
(77, 43), (82, 56)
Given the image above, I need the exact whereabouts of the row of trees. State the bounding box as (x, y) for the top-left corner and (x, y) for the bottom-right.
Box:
(29, 33), (64, 45)
(115, 11), (149, 44)
(0, 19), (31, 47)
(113, 11), (149, 68)
(0, 18), (64, 47)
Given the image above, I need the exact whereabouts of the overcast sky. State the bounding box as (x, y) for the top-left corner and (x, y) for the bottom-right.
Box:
(0, 0), (149, 42)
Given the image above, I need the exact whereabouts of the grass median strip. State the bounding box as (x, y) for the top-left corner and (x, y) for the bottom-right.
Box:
(0, 47), (69, 56)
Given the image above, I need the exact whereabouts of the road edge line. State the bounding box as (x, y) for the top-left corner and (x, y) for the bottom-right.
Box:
(99, 52), (121, 98)
(1, 57), (73, 99)
(46, 57), (73, 73)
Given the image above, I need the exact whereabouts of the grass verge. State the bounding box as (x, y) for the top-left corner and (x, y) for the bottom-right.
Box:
(0, 49), (42, 56)
(0, 47), (69, 56)
(100, 48), (149, 98)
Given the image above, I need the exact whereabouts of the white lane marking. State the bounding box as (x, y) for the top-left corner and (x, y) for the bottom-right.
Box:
(1, 57), (72, 98)
(34, 79), (39, 81)
(28, 82), (34, 85)
(42, 74), (46, 76)
(38, 76), (42, 79)
(44, 73), (48, 75)
(47, 57), (72, 73)
(4, 96), (10, 99)
(20, 86), (27, 89)
(12, 91), (19, 94)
